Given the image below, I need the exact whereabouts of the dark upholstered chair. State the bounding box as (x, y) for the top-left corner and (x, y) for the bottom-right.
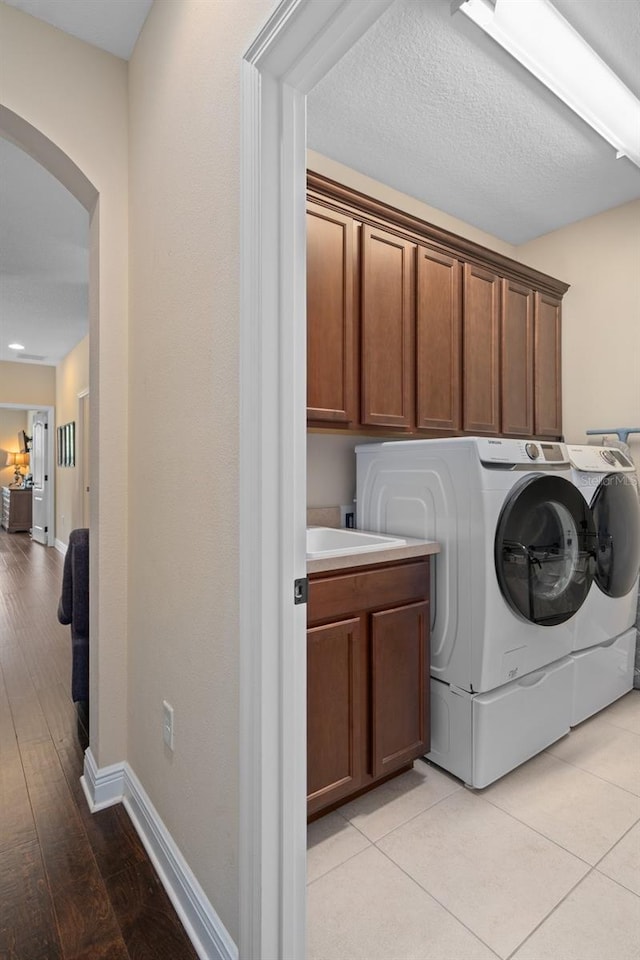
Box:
(57, 528), (89, 703)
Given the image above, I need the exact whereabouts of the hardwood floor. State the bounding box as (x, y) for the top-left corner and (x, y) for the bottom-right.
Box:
(0, 530), (199, 960)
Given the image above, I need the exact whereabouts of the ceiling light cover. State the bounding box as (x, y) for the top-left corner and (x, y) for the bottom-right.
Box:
(8, 343), (25, 350)
(458, 0), (640, 168)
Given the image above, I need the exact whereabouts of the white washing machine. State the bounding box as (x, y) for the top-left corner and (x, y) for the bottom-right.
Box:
(356, 437), (596, 788)
(565, 444), (640, 725)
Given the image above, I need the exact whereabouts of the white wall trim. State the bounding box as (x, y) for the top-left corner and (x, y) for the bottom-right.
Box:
(239, 3), (394, 959)
(82, 749), (236, 960)
(54, 537), (67, 556)
(81, 746), (125, 811)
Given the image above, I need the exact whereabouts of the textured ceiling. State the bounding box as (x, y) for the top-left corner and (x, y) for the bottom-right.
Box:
(1, 0), (639, 365)
(307, 0), (640, 244)
(0, 138), (88, 365)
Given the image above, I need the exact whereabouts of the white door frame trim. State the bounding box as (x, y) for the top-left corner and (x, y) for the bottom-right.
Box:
(239, 3), (394, 958)
(77, 388), (90, 529)
(0, 401), (55, 546)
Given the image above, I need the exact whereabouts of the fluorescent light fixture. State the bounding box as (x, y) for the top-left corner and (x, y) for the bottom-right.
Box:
(457, 0), (640, 168)
(8, 343), (25, 350)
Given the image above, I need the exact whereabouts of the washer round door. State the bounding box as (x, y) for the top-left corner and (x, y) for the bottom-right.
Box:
(495, 475), (596, 626)
(591, 474), (640, 597)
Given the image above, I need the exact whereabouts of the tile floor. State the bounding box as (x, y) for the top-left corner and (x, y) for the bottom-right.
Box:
(307, 689), (640, 960)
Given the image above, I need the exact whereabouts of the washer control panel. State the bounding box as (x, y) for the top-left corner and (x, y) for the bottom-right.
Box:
(525, 442), (540, 460)
(566, 444), (635, 472)
(476, 438), (568, 465)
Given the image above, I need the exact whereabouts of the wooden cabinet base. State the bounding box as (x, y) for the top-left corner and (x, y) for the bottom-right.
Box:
(307, 761), (414, 823)
(307, 558), (431, 819)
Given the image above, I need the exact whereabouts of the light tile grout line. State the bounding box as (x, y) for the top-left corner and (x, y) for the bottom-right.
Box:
(306, 778), (465, 885)
(369, 840), (503, 959)
(479, 779), (640, 868)
(308, 816), (503, 960)
(540, 743), (640, 800)
(306, 697), (640, 954)
(310, 773), (639, 957)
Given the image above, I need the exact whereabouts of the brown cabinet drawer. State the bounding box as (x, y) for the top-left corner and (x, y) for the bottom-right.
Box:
(308, 559), (429, 624)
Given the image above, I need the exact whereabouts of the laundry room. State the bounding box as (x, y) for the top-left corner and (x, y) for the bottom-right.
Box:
(304, 2), (640, 957)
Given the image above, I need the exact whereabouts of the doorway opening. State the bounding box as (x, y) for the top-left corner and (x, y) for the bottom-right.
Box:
(0, 402), (55, 546)
(239, 3), (395, 958)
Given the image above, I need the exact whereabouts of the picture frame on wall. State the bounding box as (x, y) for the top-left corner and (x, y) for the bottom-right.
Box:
(57, 422), (76, 467)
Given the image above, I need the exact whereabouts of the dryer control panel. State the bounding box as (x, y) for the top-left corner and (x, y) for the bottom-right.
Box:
(566, 444), (635, 473)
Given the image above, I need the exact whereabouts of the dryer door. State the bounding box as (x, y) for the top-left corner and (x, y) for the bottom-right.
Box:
(591, 474), (640, 597)
(495, 475), (596, 626)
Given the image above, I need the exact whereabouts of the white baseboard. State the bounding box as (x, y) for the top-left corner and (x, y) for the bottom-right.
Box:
(54, 537), (67, 555)
(82, 748), (237, 960)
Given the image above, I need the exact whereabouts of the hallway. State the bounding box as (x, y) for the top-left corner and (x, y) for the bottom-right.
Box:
(0, 530), (198, 959)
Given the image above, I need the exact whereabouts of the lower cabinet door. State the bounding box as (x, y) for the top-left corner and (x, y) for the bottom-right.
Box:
(370, 601), (430, 779)
(307, 617), (362, 815)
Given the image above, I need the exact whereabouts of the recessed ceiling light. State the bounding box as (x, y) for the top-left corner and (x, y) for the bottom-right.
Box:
(8, 343), (25, 350)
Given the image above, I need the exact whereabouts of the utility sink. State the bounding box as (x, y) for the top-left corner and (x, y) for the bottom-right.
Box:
(306, 526), (406, 560)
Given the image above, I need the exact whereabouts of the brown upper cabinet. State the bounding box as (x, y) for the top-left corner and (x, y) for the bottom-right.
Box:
(416, 246), (462, 432)
(361, 225), (415, 429)
(462, 263), (501, 434)
(307, 172), (569, 440)
(501, 279), (534, 437)
(306, 202), (357, 424)
(534, 293), (563, 437)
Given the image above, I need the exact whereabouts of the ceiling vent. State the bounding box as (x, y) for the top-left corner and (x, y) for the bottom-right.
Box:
(16, 353), (48, 362)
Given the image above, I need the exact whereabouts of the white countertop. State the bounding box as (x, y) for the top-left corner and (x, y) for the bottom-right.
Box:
(307, 531), (440, 575)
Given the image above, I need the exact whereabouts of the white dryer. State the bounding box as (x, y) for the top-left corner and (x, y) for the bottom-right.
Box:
(565, 444), (640, 725)
(356, 436), (595, 788)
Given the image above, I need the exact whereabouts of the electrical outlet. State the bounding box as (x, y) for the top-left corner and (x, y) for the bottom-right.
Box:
(339, 504), (356, 528)
(162, 700), (174, 750)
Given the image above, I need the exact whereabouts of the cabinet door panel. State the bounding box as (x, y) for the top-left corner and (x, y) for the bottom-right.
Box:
(307, 617), (362, 814)
(370, 601), (430, 778)
(463, 263), (501, 434)
(307, 203), (356, 423)
(416, 247), (462, 431)
(534, 293), (562, 438)
(361, 226), (415, 428)
(501, 279), (534, 437)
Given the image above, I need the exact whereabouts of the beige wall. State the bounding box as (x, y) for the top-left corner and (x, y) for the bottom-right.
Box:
(306, 153), (518, 509)
(0, 4), (128, 766)
(0, 360), (55, 406)
(128, 0), (274, 940)
(0, 407), (28, 487)
(55, 336), (89, 544)
(518, 200), (640, 464)
(308, 150), (518, 257)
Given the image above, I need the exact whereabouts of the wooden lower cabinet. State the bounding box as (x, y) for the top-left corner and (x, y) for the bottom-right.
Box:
(371, 601), (430, 779)
(307, 618), (363, 813)
(307, 559), (430, 819)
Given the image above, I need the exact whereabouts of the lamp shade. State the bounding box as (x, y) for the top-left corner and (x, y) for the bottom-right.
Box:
(15, 452), (29, 468)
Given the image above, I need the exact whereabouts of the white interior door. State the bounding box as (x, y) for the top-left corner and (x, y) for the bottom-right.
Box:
(31, 410), (50, 545)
